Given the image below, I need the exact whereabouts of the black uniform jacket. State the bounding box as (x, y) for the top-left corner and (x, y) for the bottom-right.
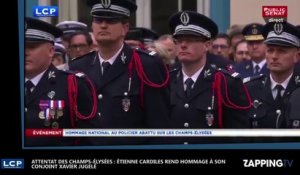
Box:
(285, 85), (300, 128)
(69, 44), (170, 145)
(245, 72), (300, 142)
(234, 60), (269, 78)
(25, 65), (94, 147)
(245, 73), (300, 128)
(168, 63), (251, 144)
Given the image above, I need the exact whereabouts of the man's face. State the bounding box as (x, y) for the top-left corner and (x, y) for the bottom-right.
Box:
(211, 38), (230, 58)
(175, 35), (210, 64)
(25, 42), (54, 78)
(92, 18), (129, 45)
(266, 45), (299, 73)
(247, 40), (266, 61)
(69, 34), (91, 58)
(234, 42), (250, 63)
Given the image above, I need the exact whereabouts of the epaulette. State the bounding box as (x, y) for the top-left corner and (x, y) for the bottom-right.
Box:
(217, 68), (240, 78)
(135, 48), (157, 56)
(63, 70), (86, 78)
(243, 74), (265, 83)
(70, 51), (96, 62)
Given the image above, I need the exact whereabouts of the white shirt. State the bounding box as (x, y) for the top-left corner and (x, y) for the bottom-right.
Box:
(252, 59), (266, 72)
(182, 66), (204, 90)
(270, 73), (293, 99)
(25, 70), (46, 87)
(98, 44), (124, 74)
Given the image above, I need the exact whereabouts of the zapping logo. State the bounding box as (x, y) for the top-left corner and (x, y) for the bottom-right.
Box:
(33, 6), (58, 17)
(243, 159), (293, 168)
(1, 159), (24, 169)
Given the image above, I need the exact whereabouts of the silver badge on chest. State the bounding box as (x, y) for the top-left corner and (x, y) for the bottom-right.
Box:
(122, 92), (131, 112)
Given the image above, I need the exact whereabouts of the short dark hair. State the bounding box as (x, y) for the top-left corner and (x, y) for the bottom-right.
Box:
(213, 33), (230, 46)
(68, 31), (93, 46)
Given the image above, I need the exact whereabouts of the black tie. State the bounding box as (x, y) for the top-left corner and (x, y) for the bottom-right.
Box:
(102, 62), (111, 76)
(254, 65), (260, 75)
(25, 80), (34, 101)
(185, 78), (194, 97)
(274, 84), (284, 107)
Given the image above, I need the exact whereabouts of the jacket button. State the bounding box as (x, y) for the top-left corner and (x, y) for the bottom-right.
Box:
(184, 122), (189, 128)
(184, 142), (188, 145)
(25, 107), (27, 112)
(98, 112), (101, 117)
(184, 103), (189, 108)
(98, 94), (103, 100)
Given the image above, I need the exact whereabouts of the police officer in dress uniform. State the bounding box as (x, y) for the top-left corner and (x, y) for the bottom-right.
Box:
(69, 0), (170, 145)
(25, 17), (97, 147)
(56, 21), (88, 70)
(244, 22), (300, 142)
(125, 27), (159, 49)
(52, 43), (66, 67)
(235, 23), (269, 78)
(167, 11), (252, 144)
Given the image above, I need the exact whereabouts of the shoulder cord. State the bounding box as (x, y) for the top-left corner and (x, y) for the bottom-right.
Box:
(67, 74), (98, 128)
(128, 50), (170, 107)
(212, 71), (252, 128)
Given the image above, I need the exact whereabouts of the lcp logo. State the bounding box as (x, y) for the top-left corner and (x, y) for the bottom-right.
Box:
(33, 6), (58, 17)
(1, 159), (24, 169)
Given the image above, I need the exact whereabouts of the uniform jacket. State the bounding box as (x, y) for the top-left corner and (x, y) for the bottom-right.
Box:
(234, 60), (269, 78)
(168, 63), (251, 144)
(245, 72), (300, 142)
(69, 44), (170, 145)
(206, 52), (233, 69)
(25, 65), (94, 147)
(285, 86), (300, 128)
(245, 73), (300, 128)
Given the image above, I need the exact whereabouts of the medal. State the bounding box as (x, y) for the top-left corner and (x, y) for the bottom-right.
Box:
(57, 109), (63, 118)
(206, 112), (214, 127)
(39, 111), (45, 119)
(44, 108), (51, 127)
(56, 100), (64, 118)
(206, 107), (214, 127)
(49, 109), (56, 117)
(49, 100), (57, 117)
(44, 120), (51, 127)
(122, 92), (130, 112)
(122, 98), (130, 112)
(51, 121), (59, 129)
(49, 109), (56, 118)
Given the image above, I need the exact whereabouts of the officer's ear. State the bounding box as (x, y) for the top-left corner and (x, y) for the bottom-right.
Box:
(204, 40), (211, 51)
(291, 48), (300, 64)
(122, 23), (129, 37)
(48, 43), (55, 59)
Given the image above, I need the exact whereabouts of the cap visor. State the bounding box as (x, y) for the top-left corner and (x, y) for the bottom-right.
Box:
(26, 38), (53, 43)
(173, 31), (208, 39)
(264, 40), (297, 48)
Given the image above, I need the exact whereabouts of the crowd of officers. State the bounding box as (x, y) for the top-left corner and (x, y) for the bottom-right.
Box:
(25, 0), (300, 146)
